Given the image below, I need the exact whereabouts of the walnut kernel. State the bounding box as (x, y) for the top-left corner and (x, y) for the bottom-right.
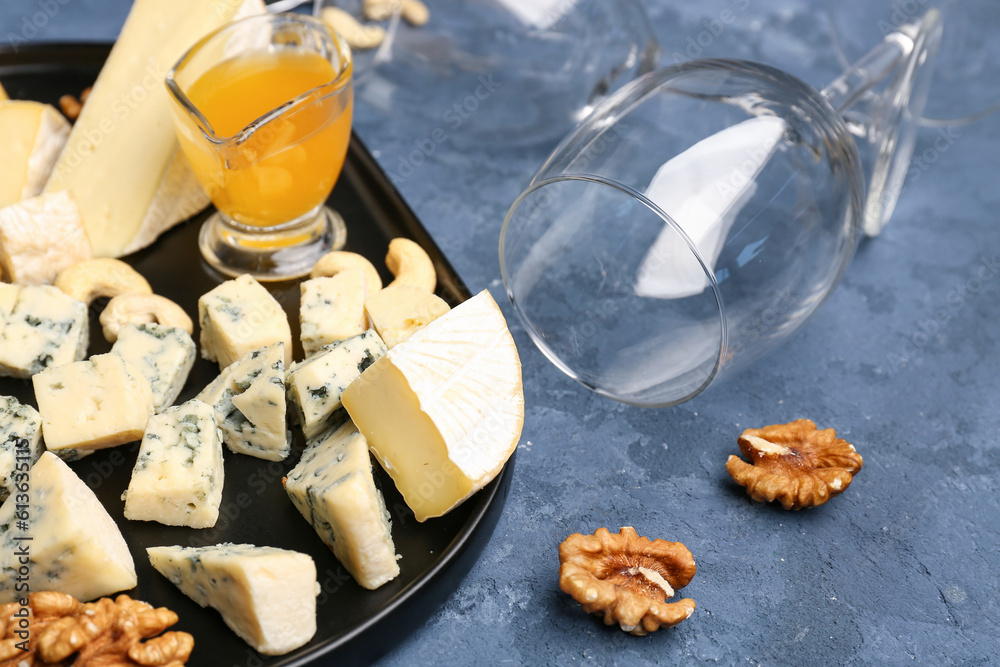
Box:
(558, 527), (696, 636)
(726, 419), (863, 510)
(0, 592), (193, 666)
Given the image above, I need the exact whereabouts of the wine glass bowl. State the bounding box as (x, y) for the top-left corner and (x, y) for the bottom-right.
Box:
(354, 0), (660, 146)
(500, 60), (865, 406)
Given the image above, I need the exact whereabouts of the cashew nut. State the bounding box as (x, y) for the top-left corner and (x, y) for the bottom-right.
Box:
(385, 237), (436, 292)
(99, 293), (194, 343)
(321, 7), (386, 50)
(54, 258), (152, 305)
(401, 0), (430, 26)
(310, 250), (383, 291)
(363, 0), (401, 21)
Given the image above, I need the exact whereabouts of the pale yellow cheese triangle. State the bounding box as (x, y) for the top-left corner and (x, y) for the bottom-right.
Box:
(43, 0), (265, 257)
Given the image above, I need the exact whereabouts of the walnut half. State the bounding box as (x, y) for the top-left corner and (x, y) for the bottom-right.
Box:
(559, 527), (697, 636)
(0, 592), (193, 666)
(726, 419), (863, 510)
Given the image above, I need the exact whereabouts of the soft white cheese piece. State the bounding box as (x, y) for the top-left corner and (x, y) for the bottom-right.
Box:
(198, 343), (289, 461)
(111, 323), (196, 413)
(285, 420), (400, 589)
(364, 284), (451, 348)
(147, 543), (318, 656)
(342, 290), (524, 521)
(0, 395), (43, 501)
(32, 352), (154, 454)
(0, 100), (70, 209)
(299, 269), (370, 357)
(0, 284), (88, 378)
(286, 330), (387, 439)
(0, 452), (137, 603)
(41, 0), (267, 258)
(123, 398), (224, 528)
(199, 274), (292, 370)
(0, 191), (92, 285)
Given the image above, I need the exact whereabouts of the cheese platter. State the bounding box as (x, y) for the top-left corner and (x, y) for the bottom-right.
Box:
(0, 42), (516, 666)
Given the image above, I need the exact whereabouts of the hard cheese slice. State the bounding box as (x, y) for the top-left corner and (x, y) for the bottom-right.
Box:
(32, 352), (154, 455)
(0, 284), (88, 378)
(198, 343), (289, 461)
(286, 329), (387, 439)
(147, 543), (318, 656)
(342, 289), (523, 521)
(0, 191), (92, 285)
(0, 100), (70, 209)
(111, 323), (196, 413)
(42, 0), (266, 257)
(284, 420), (400, 589)
(123, 399), (224, 528)
(0, 452), (137, 603)
(0, 395), (43, 502)
(199, 274), (292, 370)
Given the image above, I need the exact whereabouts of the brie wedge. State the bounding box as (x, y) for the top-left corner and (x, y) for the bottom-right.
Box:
(0, 191), (92, 285)
(342, 290), (523, 521)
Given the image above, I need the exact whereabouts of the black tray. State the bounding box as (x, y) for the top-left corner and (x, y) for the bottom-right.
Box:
(0, 43), (514, 666)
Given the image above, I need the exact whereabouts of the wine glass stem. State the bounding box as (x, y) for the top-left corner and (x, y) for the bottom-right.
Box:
(820, 29), (916, 115)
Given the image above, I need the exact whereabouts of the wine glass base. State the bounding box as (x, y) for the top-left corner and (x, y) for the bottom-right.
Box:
(198, 206), (347, 282)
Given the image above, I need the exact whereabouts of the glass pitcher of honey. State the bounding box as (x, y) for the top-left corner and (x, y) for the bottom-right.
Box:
(167, 13), (353, 281)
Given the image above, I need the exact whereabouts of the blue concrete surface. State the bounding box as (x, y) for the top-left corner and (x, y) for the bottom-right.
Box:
(3, 1), (999, 664)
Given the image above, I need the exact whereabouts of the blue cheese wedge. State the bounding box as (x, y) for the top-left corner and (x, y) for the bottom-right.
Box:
(286, 330), (387, 440)
(122, 399), (224, 528)
(197, 343), (289, 461)
(198, 274), (292, 370)
(284, 420), (400, 590)
(0, 452), (137, 603)
(0, 284), (88, 378)
(0, 395), (43, 501)
(111, 323), (196, 412)
(299, 270), (370, 357)
(32, 352), (154, 455)
(147, 543), (318, 656)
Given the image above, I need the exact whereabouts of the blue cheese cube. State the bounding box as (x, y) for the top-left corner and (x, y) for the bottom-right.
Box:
(147, 543), (318, 655)
(0, 452), (137, 603)
(198, 274), (291, 370)
(286, 330), (387, 439)
(32, 352), (154, 455)
(122, 399), (224, 528)
(111, 323), (196, 412)
(299, 270), (370, 358)
(197, 342), (289, 461)
(284, 420), (400, 590)
(0, 395), (43, 501)
(0, 284), (87, 378)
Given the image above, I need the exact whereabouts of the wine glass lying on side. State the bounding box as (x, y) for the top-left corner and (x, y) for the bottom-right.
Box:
(499, 11), (942, 407)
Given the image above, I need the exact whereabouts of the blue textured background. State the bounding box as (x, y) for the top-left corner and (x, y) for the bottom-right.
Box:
(3, 1), (999, 664)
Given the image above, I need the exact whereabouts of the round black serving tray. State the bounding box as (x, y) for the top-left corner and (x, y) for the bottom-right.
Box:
(0, 43), (514, 666)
